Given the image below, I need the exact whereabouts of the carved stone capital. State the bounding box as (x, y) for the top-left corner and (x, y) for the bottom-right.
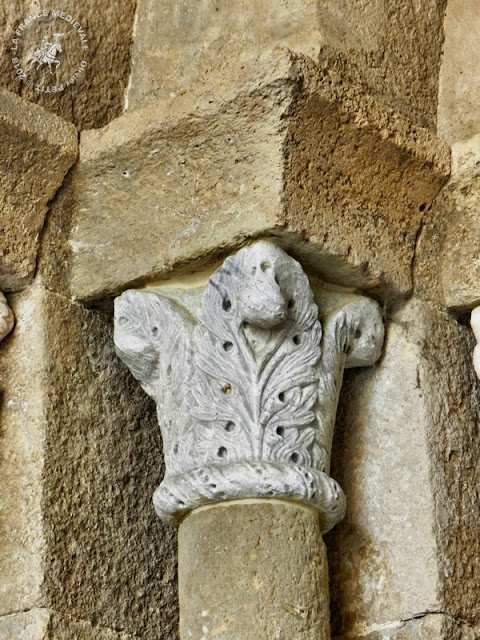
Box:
(0, 292), (14, 342)
(114, 242), (384, 532)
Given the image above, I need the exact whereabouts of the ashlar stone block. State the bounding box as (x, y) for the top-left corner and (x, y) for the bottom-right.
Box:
(64, 51), (448, 306)
(415, 136), (480, 312)
(0, 281), (178, 638)
(327, 299), (480, 639)
(0, 88), (77, 291)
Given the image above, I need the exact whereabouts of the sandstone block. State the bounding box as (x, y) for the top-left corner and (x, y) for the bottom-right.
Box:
(0, 285), (46, 614)
(0, 282), (178, 637)
(179, 500), (329, 640)
(0, 0), (136, 130)
(0, 88), (77, 292)
(57, 51), (448, 306)
(128, 0), (445, 130)
(416, 136), (480, 312)
(0, 609), (49, 640)
(438, 0), (480, 144)
(327, 299), (480, 637)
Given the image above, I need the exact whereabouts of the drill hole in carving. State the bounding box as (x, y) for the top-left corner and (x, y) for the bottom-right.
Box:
(223, 341), (233, 352)
(278, 392), (285, 402)
(293, 335), (301, 345)
(225, 421), (235, 432)
(152, 326), (159, 336)
(276, 426), (285, 437)
(290, 452), (300, 463)
(222, 383), (232, 395)
(222, 298), (232, 311)
(217, 446), (228, 458)
(288, 299), (295, 309)
(355, 329), (362, 339)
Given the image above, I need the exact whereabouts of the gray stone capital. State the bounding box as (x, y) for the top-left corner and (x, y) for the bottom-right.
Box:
(114, 242), (384, 531)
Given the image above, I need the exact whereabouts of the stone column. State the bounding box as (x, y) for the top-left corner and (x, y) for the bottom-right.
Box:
(114, 242), (384, 639)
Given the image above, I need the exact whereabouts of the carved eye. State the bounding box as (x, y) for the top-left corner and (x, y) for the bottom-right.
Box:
(293, 335), (301, 345)
(276, 426), (285, 437)
(222, 298), (232, 311)
(225, 421), (235, 432)
(223, 341), (233, 352)
(290, 452), (300, 463)
(278, 392), (285, 402)
(217, 447), (228, 458)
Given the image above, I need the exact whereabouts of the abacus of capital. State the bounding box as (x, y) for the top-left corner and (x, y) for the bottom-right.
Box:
(114, 241), (384, 639)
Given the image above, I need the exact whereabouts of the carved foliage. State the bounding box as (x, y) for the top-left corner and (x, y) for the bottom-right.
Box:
(191, 244), (325, 469)
(114, 242), (384, 528)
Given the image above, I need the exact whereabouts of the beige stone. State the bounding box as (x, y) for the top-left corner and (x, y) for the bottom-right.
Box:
(0, 609), (50, 640)
(438, 0), (480, 145)
(0, 285), (46, 614)
(333, 614), (442, 639)
(128, 0), (446, 130)
(178, 500), (330, 640)
(0, 0), (136, 130)
(0, 282), (179, 637)
(0, 88), (77, 292)
(54, 51), (448, 306)
(327, 299), (480, 638)
(415, 137), (480, 312)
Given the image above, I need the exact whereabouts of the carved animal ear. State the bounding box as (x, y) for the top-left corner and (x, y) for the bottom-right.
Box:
(114, 290), (194, 401)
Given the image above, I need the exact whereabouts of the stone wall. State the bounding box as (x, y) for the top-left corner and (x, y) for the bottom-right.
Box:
(1, 1), (480, 639)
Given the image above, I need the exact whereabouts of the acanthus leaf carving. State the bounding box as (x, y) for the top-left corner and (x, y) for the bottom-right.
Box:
(114, 242), (384, 532)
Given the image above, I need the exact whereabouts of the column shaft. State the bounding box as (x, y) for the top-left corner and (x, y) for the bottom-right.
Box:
(178, 500), (330, 640)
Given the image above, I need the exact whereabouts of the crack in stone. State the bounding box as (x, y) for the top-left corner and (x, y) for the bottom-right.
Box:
(0, 607), (140, 638)
(333, 610), (477, 640)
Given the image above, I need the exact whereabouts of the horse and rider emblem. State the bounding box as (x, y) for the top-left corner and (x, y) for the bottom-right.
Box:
(26, 30), (72, 73)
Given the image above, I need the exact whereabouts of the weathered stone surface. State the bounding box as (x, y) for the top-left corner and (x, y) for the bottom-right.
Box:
(0, 282), (179, 638)
(0, 88), (77, 291)
(128, 0), (446, 130)
(415, 137), (480, 312)
(0, 0), (136, 130)
(0, 609), (49, 640)
(47, 610), (135, 639)
(114, 242), (383, 531)
(334, 614), (442, 639)
(326, 299), (480, 637)
(0, 285), (46, 615)
(179, 500), (330, 640)
(54, 51), (448, 306)
(438, 0), (480, 145)
(337, 615), (480, 640)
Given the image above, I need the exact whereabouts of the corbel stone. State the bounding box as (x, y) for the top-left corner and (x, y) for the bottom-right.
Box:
(114, 241), (384, 638)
